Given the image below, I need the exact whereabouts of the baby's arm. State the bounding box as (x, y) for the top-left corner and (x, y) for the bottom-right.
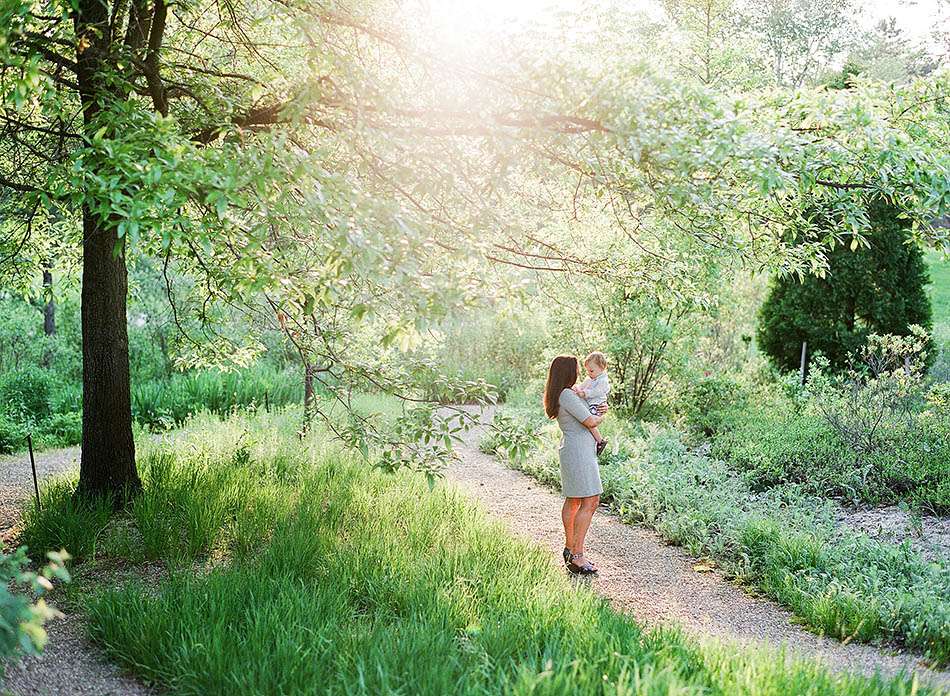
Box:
(574, 377), (594, 398)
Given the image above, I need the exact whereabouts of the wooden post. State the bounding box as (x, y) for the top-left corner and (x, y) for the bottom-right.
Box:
(799, 341), (808, 385)
(26, 435), (40, 511)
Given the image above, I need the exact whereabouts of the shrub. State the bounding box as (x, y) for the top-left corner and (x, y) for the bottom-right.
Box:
(0, 547), (70, 669)
(679, 373), (749, 437)
(49, 381), (82, 416)
(808, 332), (928, 452)
(0, 410), (28, 454)
(710, 408), (857, 495)
(36, 411), (83, 449)
(0, 367), (54, 423)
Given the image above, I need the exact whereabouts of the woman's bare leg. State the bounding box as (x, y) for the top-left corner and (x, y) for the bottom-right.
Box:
(562, 497), (581, 550)
(571, 495), (600, 561)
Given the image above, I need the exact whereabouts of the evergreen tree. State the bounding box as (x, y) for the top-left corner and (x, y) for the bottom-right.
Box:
(758, 200), (933, 372)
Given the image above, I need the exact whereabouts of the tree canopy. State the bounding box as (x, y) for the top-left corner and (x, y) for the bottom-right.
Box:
(1, 0), (949, 495)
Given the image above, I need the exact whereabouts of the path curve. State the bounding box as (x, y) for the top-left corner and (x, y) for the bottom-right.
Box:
(445, 408), (950, 691)
(0, 445), (153, 696)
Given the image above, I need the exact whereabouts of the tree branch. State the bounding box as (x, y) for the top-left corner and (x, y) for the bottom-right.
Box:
(143, 0), (168, 115)
(0, 176), (44, 194)
(15, 40), (79, 74)
(124, 0), (151, 54)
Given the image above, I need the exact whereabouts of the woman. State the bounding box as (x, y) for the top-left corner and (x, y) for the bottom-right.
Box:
(543, 355), (607, 575)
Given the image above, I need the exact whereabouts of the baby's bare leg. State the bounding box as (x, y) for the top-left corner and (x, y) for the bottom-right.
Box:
(589, 425), (603, 443)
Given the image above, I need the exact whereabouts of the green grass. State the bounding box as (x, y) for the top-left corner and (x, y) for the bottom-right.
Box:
(927, 252), (950, 331)
(129, 364), (302, 430)
(19, 409), (938, 695)
(927, 251), (950, 380)
(20, 476), (112, 561)
(485, 409), (950, 667)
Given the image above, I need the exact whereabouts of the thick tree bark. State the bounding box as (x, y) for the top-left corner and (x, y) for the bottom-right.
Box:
(78, 209), (140, 499)
(75, 0), (141, 501)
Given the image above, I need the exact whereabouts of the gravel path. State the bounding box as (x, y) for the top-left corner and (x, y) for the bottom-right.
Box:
(444, 409), (950, 691)
(0, 447), (80, 541)
(0, 446), (153, 696)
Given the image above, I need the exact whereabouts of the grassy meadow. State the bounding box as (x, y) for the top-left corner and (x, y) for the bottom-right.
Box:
(18, 409), (942, 695)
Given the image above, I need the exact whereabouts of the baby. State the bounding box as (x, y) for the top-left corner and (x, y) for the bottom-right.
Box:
(573, 351), (610, 456)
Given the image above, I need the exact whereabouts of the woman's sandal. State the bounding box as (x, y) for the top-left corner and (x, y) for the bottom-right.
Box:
(567, 553), (598, 575)
(563, 547), (571, 565)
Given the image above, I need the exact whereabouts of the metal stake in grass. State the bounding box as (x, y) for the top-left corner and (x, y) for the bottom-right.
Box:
(799, 341), (808, 386)
(26, 434), (40, 511)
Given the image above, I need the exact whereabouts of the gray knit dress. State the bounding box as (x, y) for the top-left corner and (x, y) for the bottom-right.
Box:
(556, 388), (603, 498)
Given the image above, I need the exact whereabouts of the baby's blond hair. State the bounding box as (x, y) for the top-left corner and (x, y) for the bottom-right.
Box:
(585, 351), (607, 369)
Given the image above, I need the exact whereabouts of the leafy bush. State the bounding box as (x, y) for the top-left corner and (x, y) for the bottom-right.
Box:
(710, 408), (858, 495)
(0, 367), (54, 423)
(807, 332), (929, 454)
(0, 409), (28, 454)
(0, 547), (70, 668)
(679, 373), (749, 437)
(35, 411), (83, 449)
(49, 381), (82, 416)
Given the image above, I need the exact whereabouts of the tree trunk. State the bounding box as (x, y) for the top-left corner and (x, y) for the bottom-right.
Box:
(42, 267), (55, 337)
(78, 209), (140, 500)
(302, 362), (315, 434)
(74, 0), (141, 502)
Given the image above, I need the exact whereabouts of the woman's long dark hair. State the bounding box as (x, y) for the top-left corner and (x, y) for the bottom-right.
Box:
(543, 355), (579, 419)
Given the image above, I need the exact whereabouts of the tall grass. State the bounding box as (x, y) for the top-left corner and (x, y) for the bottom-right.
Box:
(20, 476), (112, 561)
(21, 411), (934, 695)
(0, 361), (301, 454)
(130, 364), (301, 430)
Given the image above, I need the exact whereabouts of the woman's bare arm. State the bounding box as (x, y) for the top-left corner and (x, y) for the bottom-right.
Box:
(581, 403), (608, 429)
(581, 414), (603, 428)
